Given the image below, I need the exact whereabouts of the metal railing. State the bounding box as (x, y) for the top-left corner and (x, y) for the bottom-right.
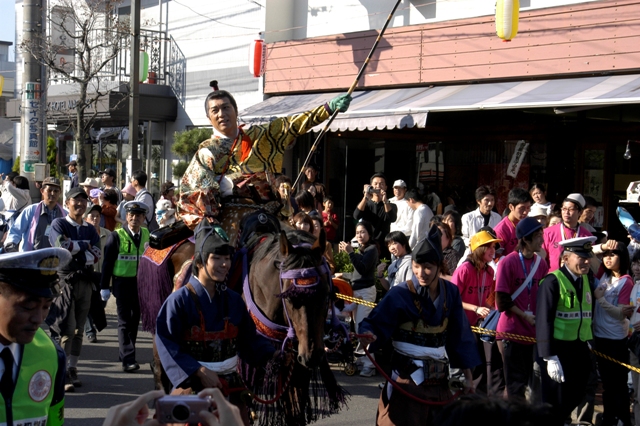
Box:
(49, 28), (186, 104)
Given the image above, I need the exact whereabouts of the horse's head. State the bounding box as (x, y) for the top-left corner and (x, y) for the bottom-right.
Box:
(278, 230), (330, 368)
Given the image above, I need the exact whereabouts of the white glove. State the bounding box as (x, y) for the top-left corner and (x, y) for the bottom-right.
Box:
(544, 356), (565, 383)
(100, 289), (111, 302)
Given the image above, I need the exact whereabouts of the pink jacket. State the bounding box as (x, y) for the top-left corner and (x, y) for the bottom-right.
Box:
(451, 260), (496, 326)
(543, 223), (593, 271)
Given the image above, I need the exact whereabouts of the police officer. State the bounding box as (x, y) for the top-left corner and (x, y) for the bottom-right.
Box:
(536, 236), (597, 426)
(100, 201), (150, 372)
(0, 248), (71, 426)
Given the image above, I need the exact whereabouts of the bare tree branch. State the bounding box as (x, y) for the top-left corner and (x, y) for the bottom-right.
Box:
(19, 0), (128, 177)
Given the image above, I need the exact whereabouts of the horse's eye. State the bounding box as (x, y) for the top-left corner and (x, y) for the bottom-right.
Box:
(296, 277), (318, 286)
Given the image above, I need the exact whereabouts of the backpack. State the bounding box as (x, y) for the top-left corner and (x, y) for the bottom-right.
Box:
(135, 189), (159, 231)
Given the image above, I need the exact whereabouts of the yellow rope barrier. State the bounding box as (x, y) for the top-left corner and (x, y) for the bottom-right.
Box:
(335, 293), (640, 374)
(334, 293), (378, 308)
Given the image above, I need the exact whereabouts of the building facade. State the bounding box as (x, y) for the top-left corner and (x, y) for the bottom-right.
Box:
(242, 0), (640, 239)
(7, 0), (267, 194)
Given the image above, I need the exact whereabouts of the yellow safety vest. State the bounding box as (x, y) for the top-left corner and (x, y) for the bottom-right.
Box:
(0, 328), (63, 426)
(113, 228), (149, 277)
(548, 270), (593, 342)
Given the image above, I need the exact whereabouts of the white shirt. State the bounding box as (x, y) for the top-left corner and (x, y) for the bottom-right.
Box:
(461, 208), (501, 247)
(0, 342), (21, 383)
(532, 202), (553, 216)
(630, 281), (640, 326)
(409, 203), (434, 249)
(389, 196), (413, 237)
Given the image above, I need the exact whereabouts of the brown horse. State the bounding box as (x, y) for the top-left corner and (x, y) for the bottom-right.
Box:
(141, 203), (346, 424)
(242, 229), (347, 425)
(249, 230), (329, 367)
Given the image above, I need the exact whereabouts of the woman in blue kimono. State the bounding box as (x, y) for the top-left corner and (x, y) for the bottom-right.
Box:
(359, 224), (481, 426)
(155, 220), (275, 425)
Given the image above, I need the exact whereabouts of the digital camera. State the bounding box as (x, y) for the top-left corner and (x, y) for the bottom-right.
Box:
(367, 186), (380, 195)
(155, 395), (214, 424)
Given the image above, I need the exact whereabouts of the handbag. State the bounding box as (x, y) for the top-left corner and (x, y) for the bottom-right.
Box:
(480, 254), (541, 343)
(149, 220), (194, 250)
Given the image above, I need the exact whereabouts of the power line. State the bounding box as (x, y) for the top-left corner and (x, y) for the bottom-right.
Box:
(172, 0), (261, 30)
(165, 0), (489, 41)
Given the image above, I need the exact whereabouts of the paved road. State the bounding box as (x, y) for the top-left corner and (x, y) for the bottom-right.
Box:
(63, 312), (381, 426)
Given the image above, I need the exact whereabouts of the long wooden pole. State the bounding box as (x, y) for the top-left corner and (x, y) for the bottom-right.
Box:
(292, 0), (403, 190)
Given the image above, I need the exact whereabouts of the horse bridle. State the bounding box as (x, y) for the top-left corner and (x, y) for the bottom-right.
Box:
(277, 251), (332, 352)
(241, 243), (333, 354)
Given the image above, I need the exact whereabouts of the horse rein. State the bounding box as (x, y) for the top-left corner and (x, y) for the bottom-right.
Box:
(277, 250), (333, 352)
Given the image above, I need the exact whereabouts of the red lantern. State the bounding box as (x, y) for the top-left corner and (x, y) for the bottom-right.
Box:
(249, 39), (267, 78)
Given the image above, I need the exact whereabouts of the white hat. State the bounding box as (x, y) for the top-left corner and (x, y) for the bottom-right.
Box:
(528, 205), (548, 218)
(80, 177), (100, 188)
(564, 193), (586, 210)
(558, 236), (597, 258)
(393, 179), (407, 188)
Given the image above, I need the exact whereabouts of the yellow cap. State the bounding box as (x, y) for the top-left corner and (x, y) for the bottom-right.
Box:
(470, 230), (502, 252)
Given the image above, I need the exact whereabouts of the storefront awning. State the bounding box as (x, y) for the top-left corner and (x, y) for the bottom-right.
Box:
(239, 74), (640, 132)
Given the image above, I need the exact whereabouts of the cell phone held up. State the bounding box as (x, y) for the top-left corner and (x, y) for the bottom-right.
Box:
(155, 395), (215, 424)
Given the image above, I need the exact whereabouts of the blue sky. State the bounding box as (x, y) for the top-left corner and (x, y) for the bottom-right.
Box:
(0, 0), (15, 60)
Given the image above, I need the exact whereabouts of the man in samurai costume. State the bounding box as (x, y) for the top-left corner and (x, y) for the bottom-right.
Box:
(359, 224), (481, 426)
(155, 219), (275, 425)
(177, 84), (352, 228)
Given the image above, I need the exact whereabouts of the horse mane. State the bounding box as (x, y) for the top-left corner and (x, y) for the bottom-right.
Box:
(251, 230), (317, 270)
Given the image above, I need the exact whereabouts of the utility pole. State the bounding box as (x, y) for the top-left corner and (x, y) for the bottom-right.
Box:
(20, 0), (46, 181)
(128, 0), (141, 175)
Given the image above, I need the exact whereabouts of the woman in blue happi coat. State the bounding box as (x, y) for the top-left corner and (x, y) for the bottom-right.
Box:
(155, 220), (275, 425)
(359, 224), (481, 426)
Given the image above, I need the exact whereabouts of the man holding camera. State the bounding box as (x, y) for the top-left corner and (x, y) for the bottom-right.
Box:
(353, 172), (397, 259)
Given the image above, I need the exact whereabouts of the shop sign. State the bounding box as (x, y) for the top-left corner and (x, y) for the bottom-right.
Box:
(506, 140), (528, 178)
(22, 82), (43, 165)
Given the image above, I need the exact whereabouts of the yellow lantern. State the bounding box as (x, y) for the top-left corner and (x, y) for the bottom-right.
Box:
(496, 0), (519, 42)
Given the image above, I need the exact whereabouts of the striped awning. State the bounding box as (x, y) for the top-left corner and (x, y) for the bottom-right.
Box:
(239, 74), (640, 132)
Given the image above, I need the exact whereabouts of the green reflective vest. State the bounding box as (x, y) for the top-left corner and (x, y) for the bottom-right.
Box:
(113, 228), (150, 277)
(550, 269), (593, 342)
(0, 328), (63, 426)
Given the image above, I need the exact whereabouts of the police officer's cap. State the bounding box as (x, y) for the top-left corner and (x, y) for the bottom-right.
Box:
(412, 224), (443, 265)
(124, 201), (149, 214)
(0, 248), (71, 298)
(195, 220), (233, 257)
(559, 236), (597, 258)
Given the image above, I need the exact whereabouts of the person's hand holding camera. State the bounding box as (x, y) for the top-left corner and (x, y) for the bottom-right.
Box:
(363, 184), (373, 199)
(380, 188), (388, 204)
(102, 390), (165, 426)
(338, 240), (353, 254)
(197, 388), (244, 426)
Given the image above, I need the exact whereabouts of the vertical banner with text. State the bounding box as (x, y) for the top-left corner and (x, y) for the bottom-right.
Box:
(22, 82), (43, 172)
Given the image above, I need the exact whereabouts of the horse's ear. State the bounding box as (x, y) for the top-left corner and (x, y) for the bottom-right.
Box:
(279, 231), (293, 256)
(311, 227), (326, 255)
